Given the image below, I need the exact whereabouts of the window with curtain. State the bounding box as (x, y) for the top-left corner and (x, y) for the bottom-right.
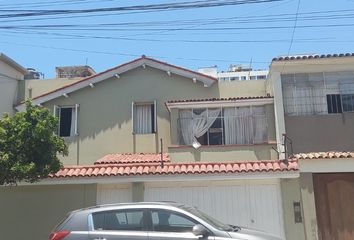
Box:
(54, 104), (79, 137)
(178, 106), (267, 146)
(133, 102), (156, 134)
(282, 71), (354, 116)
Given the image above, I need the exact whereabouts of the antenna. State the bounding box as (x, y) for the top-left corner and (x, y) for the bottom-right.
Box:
(248, 57), (253, 80)
(85, 58), (88, 66)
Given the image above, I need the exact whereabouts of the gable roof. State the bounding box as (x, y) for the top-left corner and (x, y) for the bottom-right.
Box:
(0, 53), (28, 75)
(16, 55), (217, 111)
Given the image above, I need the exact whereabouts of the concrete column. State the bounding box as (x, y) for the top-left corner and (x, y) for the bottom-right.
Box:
(300, 173), (319, 240)
(280, 178), (306, 240)
(272, 71), (286, 159)
(132, 182), (145, 202)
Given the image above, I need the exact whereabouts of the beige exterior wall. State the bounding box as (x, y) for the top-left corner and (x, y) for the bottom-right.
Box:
(269, 56), (354, 155)
(44, 66), (220, 165)
(280, 178), (306, 240)
(169, 144), (277, 162)
(218, 79), (268, 97)
(271, 57), (354, 74)
(0, 184), (97, 240)
(0, 61), (24, 115)
(285, 113), (354, 153)
(24, 77), (84, 99)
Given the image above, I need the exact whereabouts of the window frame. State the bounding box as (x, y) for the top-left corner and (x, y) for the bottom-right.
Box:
(53, 104), (79, 137)
(132, 101), (157, 134)
(91, 208), (148, 232)
(148, 208), (201, 233)
(178, 106), (268, 146)
(282, 71), (354, 116)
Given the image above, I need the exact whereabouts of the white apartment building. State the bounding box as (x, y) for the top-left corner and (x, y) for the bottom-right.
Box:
(198, 64), (268, 81)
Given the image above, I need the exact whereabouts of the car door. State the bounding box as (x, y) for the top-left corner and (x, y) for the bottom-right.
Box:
(147, 209), (215, 240)
(89, 208), (148, 240)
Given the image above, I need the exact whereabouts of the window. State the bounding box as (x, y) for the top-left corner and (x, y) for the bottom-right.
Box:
(230, 77), (239, 81)
(150, 209), (198, 232)
(54, 104), (79, 137)
(282, 71), (354, 116)
(132, 101), (156, 134)
(92, 209), (144, 231)
(240, 76), (247, 80)
(257, 75), (267, 80)
(326, 94), (342, 114)
(178, 106), (267, 146)
(250, 76), (257, 80)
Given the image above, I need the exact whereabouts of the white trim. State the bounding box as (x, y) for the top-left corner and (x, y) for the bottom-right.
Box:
(15, 171), (299, 186)
(166, 98), (274, 111)
(299, 158), (354, 173)
(153, 100), (157, 133)
(74, 104), (79, 136)
(15, 58), (216, 111)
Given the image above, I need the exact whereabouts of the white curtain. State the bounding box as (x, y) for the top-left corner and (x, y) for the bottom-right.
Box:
(179, 108), (221, 145)
(134, 105), (152, 134)
(224, 106), (267, 144)
(253, 106), (267, 143)
(223, 108), (237, 144)
(70, 107), (76, 136)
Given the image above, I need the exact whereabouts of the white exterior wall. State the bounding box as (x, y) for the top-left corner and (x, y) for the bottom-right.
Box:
(144, 179), (285, 239)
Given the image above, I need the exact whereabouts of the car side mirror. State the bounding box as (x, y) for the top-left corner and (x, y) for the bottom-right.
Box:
(192, 224), (208, 237)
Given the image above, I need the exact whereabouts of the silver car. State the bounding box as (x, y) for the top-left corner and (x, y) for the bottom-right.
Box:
(49, 202), (281, 240)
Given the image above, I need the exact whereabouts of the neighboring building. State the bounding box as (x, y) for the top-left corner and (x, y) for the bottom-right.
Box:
(198, 65), (268, 82)
(268, 53), (354, 240)
(0, 53), (27, 115)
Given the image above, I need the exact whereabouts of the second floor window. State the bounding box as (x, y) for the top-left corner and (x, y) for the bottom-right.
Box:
(133, 101), (156, 134)
(178, 106), (267, 146)
(282, 71), (354, 116)
(54, 104), (79, 137)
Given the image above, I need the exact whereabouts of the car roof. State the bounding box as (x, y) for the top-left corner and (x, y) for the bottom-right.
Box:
(71, 202), (186, 215)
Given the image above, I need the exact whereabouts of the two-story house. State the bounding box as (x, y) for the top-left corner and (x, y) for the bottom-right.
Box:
(1, 55), (300, 240)
(269, 53), (354, 240)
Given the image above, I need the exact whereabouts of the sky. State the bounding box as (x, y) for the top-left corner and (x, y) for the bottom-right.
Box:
(1, 0), (354, 78)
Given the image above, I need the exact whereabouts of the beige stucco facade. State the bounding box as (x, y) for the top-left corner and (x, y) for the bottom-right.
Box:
(38, 66), (276, 165)
(0, 54), (26, 115)
(0, 56), (304, 240)
(0, 184), (97, 240)
(269, 55), (354, 240)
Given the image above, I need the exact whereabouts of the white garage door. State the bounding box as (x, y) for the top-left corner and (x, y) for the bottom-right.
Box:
(144, 179), (284, 239)
(97, 184), (132, 204)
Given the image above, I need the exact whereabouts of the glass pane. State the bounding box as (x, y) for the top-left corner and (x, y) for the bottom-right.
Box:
(342, 94), (354, 112)
(151, 209), (197, 232)
(209, 132), (223, 145)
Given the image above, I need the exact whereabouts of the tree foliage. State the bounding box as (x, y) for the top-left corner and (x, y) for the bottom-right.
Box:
(0, 101), (68, 185)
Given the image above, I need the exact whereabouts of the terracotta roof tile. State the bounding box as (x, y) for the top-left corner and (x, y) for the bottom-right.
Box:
(50, 160), (298, 179)
(95, 153), (170, 165)
(294, 151), (354, 159)
(166, 96), (273, 104)
(272, 53), (354, 62)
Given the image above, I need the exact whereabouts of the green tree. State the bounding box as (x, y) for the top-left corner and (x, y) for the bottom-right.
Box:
(0, 101), (68, 185)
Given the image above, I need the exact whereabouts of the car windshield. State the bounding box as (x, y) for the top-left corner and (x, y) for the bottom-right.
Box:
(179, 205), (233, 231)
